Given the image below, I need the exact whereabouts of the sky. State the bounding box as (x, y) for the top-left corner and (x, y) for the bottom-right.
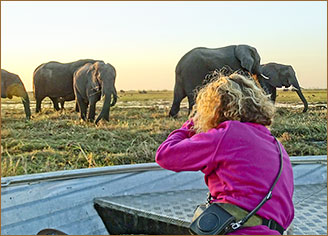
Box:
(1, 1), (327, 91)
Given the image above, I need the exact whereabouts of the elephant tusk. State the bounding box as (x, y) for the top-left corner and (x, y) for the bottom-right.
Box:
(260, 74), (270, 80)
(88, 90), (101, 98)
(290, 85), (299, 91)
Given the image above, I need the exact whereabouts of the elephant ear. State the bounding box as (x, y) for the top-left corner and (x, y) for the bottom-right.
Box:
(107, 63), (116, 79)
(235, 45), (255, 73)
(284, 66), (296, 87)
(262, 64), (284, 88)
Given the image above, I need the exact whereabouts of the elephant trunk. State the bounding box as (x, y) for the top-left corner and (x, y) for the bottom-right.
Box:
(291, 78), (308, 113)
(95, 90), (116, 124)
(295, 88), (308, 113)
(257, 76), (271, 95)
(253, 64), (262, 76)
(110, 87), (118, 107)
(21, 91), (31, 120)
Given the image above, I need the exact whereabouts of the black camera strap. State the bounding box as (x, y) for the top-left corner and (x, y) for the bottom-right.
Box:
(190, 136), (285, 235)
(206, 136), (284, 232)
(230, 136), (284, 231)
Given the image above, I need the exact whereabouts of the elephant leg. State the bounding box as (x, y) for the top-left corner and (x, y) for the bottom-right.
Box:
(60, 100), (65, 110)
(35, 96), (45, 113)
(50, 97), (60, 111)
(266, 85), (276, 104)
(36, 99), (41, 113)
(187, 92), (196, 115)
(169, 81), (186, 118)
(80, 103), (88, 121)
(75, 102), (79, 112)
(88, 103), (96, 122)
(76, 94), (87, 120)
(270, 87), (277, 103)
(88, 97), (98, 122)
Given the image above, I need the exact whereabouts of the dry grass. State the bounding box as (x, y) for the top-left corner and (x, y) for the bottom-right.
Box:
(1, 89), (327, 177)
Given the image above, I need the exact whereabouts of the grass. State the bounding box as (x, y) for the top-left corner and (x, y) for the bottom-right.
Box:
(276, 89), (327, 104)
(1, 89), (327, 177)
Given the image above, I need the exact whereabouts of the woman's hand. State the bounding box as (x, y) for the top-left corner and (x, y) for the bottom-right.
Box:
(181, 119), (194, 129)
(181, 119), (196, 137)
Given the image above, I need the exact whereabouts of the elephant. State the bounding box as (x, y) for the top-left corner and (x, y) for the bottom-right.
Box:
(73, 61), (117, 124)
(33, 59), (102, 113)
(259, 63), (308, 112)
(1, 69), (31, 119)
(169, 44), (267, 117)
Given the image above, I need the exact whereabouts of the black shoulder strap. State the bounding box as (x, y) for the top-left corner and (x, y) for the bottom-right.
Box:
(230, 136), (284, 231)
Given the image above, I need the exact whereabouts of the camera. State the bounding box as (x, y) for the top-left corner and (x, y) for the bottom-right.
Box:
(189, 203), (236, 235)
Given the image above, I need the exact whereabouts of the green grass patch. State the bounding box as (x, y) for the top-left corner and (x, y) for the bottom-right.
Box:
(276, 89), (327, 104)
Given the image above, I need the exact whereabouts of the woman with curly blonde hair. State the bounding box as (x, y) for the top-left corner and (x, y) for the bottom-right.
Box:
(156, 72), (294, 235)
(192, 73), (275, 133)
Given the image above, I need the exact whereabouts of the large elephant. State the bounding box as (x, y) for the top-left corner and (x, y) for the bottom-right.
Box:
(33, 59), (101, 113)
(169, 44), (266, 117)
(73, 61), (117, 124)
(259, 63), (308, 112)
(1, 69), (31, 119)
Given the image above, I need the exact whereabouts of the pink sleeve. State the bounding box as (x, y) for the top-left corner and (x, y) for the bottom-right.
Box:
(155, 121), (221, 174)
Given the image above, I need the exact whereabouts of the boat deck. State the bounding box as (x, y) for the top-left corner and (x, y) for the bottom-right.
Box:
(1, 155), (327, 235)
(95, 184), (327, 235)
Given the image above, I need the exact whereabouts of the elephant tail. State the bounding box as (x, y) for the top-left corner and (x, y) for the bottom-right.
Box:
(110, 88), (117, 107)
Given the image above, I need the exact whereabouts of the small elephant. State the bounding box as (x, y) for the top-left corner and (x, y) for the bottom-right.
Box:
(1, 69), (31, 119)
(259, 63), (308, 112)
(169, 44), (266, 117)
(73, 61), (117, 124)
(33, 59), (102, 113)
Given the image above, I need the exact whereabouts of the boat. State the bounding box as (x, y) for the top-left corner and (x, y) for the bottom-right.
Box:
(1, 155), (327, 235)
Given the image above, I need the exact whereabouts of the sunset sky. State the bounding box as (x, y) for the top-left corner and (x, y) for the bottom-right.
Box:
(1, 1), (327, 91)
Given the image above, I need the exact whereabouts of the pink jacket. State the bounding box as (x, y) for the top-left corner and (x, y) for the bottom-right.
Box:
(156, 120), (294, 235)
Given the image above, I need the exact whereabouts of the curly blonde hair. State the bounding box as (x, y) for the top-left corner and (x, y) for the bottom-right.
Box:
(190, 73), (275, 133)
